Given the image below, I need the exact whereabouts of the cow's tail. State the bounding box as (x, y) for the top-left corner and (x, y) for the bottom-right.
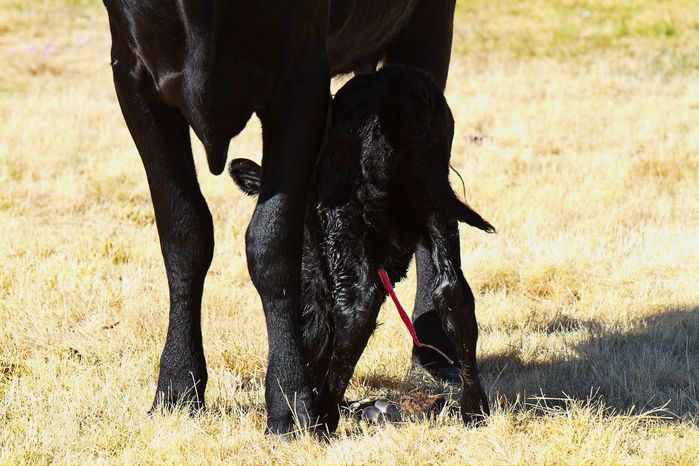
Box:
(417, 150), (495, 234)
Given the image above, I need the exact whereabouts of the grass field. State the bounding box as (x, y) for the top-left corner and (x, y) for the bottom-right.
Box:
(1, 0), (698, 463)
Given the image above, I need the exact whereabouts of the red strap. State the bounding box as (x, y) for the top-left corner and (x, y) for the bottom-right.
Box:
(377, 267), (454, 366)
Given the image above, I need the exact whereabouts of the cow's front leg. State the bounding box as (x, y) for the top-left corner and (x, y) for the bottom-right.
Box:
(110, 36), (211, 411)
(423, 213), (489, 425)
(247, 50), (330, 435)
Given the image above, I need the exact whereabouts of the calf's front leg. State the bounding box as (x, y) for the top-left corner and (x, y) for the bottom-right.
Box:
(314, 274), (385, 433)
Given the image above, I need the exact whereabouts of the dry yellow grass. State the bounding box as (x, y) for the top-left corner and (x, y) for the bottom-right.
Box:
(1, 0), (698, 463)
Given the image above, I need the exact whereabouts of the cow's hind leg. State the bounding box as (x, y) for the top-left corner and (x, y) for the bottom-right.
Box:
(110, 35), (212, 411)
(422, 213), (489, 424)
(385, 0), (461, 382)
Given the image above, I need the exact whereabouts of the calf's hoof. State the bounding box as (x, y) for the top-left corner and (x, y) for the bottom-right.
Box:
(361, 400), (402, 424)
(316, 402), (341, 435)
(460, 382), (489, 426)
(347, 397), (402, 424)
(265, 390), (319, 437)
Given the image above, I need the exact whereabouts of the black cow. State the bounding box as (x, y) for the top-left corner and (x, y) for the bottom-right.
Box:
(103, 0), (486, 434)
(230, 64), (493, 431)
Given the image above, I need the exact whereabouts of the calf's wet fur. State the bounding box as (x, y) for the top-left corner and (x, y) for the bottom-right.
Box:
(230, 65), (494, 432)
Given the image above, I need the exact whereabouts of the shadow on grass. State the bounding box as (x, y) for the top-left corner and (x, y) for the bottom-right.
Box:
(479, 306), (699, 419)
(206, 307), (697, 424)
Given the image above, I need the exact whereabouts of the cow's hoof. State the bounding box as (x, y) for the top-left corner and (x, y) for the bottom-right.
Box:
(149, 389), (205, 414)
(149, 369), (207, 414)
(460, 382), (489, 426)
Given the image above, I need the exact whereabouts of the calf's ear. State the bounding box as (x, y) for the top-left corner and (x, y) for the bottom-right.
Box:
(228, 158), (261, 197)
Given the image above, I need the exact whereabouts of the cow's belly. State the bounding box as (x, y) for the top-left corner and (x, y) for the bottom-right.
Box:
(106, 0), (421, 172)
(327, 0), (420, 74)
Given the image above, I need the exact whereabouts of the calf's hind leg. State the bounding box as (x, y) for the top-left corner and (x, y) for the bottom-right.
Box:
(423, 213), (489, 424)
(384, 0), (462, 381)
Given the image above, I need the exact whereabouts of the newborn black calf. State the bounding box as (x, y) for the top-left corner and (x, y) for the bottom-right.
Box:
(230, 65), (494, 432)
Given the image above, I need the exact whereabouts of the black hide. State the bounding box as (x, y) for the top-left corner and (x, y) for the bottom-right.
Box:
(103, 0), (477, 434)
